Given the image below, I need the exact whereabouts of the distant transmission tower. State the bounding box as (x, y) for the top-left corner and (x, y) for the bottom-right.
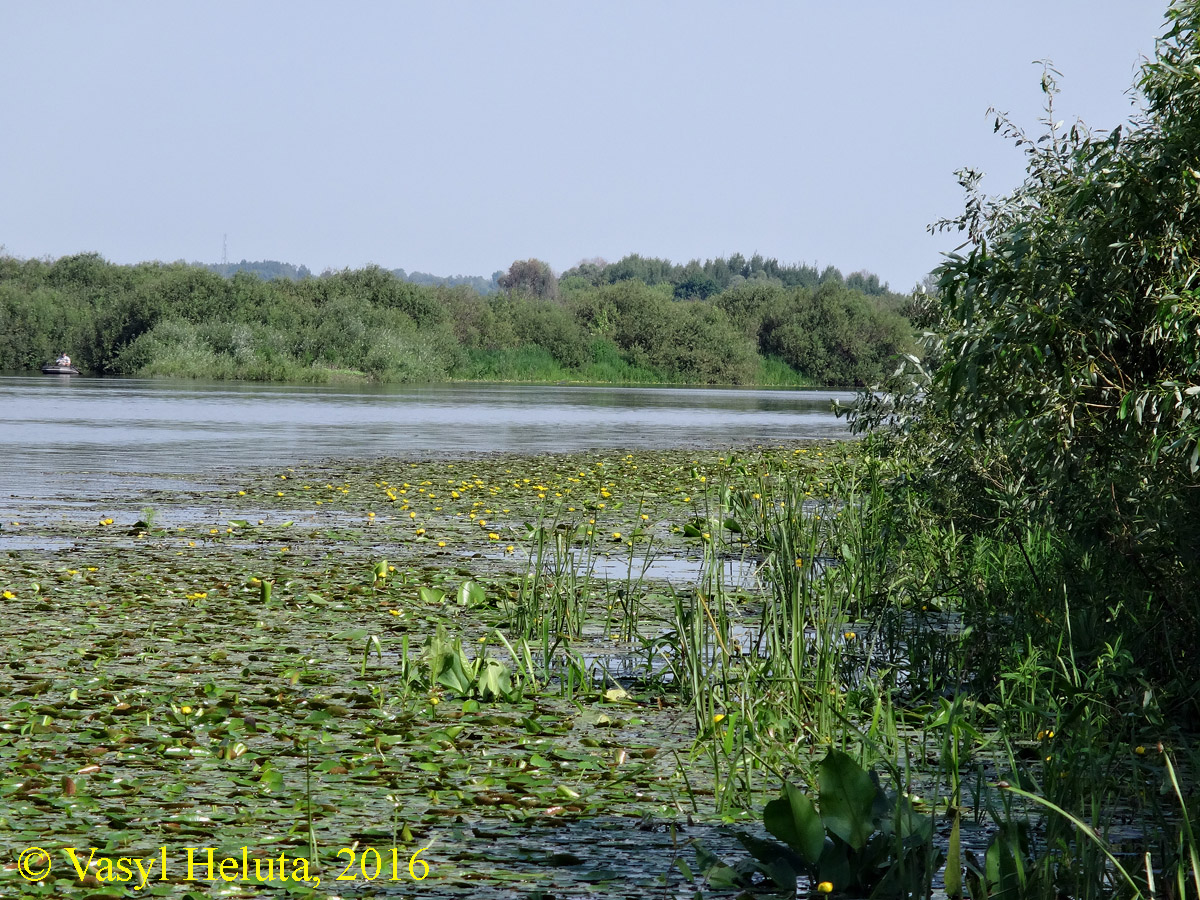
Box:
(222, 234), (228, 266)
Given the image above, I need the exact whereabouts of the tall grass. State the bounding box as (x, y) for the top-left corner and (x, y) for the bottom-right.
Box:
(655, 444), (1198, 897)
(492, 441), (1195, 897)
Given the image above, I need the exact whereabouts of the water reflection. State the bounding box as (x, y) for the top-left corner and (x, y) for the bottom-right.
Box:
(0, 376), (853, 501)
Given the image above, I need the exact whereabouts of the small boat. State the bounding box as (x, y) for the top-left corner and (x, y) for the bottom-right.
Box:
(41, 363), (80, 375)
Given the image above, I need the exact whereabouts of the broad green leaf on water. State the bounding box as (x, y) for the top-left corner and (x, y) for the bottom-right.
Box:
(818, 749), (878, 850)
(330, 627), (369, 641)
(603, 687), (629, 703)
(227, 520), (250, 528)
(722, 517), (743, 533)
(428, 629), (473, 694)
(434, 652), (472, 693)
(983, 823), (1030, 897)
(817, 840), (852, 891)
(695, 843), (747, 890)
(577, 869), (619, 883)
(734, 832), (803, 892)
(476, 658), (514, 701)
(458, 580), (485, 607)
(705, 866), (744, 890)
(758, 856), (799, 893)
(763, 781), (825, 866)
(419, 587), (446, 604)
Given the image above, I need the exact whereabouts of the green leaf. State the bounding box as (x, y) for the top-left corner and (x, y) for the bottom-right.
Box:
(945, 810), (962, 899)
(457, 580), (485, 607)
(434, 651), (472, 693)
(816, 839), (852, 891)
(476, 658), (514, 701)
(817, 749), (878, 850)
(763, 782), (825, 865)
(418, 586), (446, 604)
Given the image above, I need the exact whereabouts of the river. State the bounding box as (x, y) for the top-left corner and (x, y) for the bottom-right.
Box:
(0, 376), (853, 507)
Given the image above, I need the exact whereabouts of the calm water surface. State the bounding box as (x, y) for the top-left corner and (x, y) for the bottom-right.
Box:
(0, 376), (852, 502)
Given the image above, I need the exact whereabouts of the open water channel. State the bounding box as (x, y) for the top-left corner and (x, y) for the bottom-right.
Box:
(0, 376), (854, 510)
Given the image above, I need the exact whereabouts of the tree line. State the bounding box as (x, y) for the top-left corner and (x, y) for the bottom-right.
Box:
(0, 251), (914, 386)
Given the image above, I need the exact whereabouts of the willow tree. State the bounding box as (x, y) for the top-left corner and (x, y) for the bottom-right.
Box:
(864, 1), (1200, 697)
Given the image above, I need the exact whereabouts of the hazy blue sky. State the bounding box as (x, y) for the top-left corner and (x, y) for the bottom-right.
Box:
(0, 2), (1167, 290)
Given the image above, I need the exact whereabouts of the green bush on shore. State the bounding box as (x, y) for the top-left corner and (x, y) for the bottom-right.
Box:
(0, 254), (914, 386)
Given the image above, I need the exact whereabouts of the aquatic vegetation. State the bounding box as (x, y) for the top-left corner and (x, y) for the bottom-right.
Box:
(1, 433), (1195, 898)
(713, 749), (943, 897)
(0, 443), (832, 897)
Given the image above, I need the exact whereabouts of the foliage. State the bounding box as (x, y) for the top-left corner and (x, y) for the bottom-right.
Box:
(0, 249), (911, 386)
(847, 0), (1200, 711)
(758, 750), (940, 896)
(204, 259), (313, 280)
(393, 267), (502, 294)
(424, 624), (518, 702)
(498, 258), (559, 301)
(701, 750), (941, 896)
(762, 282), (915, 386)
(561, 252), (897, 296)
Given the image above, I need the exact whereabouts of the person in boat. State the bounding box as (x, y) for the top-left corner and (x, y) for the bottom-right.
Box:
(56, 352), (71, 366)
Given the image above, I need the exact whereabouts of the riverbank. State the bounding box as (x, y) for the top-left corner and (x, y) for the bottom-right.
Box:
(8, 354), (820, 389)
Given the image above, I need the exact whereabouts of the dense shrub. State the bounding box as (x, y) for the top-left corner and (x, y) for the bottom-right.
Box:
(854, 1), (1200, 712)
(0, 251), (912, 386)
